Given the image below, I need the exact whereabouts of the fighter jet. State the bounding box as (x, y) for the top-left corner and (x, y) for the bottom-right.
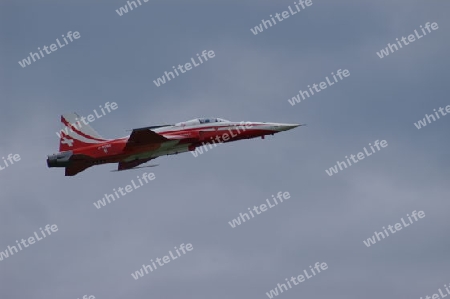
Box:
(47, 113), (302, 176)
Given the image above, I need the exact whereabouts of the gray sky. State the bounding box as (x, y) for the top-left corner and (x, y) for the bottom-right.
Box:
(1, 0), (450, 298)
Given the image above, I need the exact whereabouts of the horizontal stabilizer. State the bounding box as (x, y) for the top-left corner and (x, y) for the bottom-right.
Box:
(65, 164), (92, 176)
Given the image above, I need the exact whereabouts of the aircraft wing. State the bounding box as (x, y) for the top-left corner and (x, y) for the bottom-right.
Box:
(117, 158), (154, 171)
(124, 128), (169, 151)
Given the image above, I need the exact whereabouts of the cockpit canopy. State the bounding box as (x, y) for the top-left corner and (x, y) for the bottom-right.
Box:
(175, 118), (230, 126)
(198, 118), (229, 123)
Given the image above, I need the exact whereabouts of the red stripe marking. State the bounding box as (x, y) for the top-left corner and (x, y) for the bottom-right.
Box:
(61, 117), (108, 142)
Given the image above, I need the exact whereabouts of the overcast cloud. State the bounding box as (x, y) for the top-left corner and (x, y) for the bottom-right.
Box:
(1, 0), (450, 298)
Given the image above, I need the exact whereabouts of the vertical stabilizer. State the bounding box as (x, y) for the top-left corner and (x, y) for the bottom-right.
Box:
(57, 113), (108, 152)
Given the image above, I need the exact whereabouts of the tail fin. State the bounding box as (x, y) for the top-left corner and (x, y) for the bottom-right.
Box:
(57, 113), (109, 152)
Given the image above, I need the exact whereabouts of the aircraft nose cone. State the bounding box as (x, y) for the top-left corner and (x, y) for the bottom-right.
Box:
(275, 123), (302, 131)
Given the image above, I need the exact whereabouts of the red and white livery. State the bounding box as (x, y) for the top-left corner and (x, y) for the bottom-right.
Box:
(47, 113), (301, 176)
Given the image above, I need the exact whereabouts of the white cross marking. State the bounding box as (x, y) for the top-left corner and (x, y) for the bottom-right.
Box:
(62, 138), (74, 147)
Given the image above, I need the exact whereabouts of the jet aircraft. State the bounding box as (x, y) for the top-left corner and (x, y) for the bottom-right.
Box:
(47, 113), (301, 176)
